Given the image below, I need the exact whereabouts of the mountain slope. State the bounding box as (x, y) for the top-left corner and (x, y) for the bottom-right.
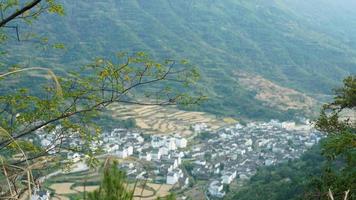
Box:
(3, 0), (356, 120)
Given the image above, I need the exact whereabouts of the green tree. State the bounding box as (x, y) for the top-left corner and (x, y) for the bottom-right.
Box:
(226, 76), (355, 200)
(87, 162), (134, 200)
(0, 52), (201, 198)
(0, 0), (64, 28)
(88, 161), (176, 200)
(310, 75), (356, 200)
(0, 1), (202, 199)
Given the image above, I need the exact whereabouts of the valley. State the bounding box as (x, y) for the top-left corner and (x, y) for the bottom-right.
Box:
(0, 1), (355, 200)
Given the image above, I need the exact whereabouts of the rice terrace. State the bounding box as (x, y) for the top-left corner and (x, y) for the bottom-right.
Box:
(109, 103), (234, 136)
(45, 163), (173, 200)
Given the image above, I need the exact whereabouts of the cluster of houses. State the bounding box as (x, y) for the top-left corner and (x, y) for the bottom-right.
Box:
(33, 119), (323, 199)
(186, 120), (323, 198)
(101, 129), (189, 186)
(35, 126), (190, 187)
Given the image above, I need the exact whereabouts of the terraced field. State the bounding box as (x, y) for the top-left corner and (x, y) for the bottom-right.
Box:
(44, 157), (174, 200)
(109, 103), (232, 136)
(49, 179), (172, 200)
(236, 72), (319, 114)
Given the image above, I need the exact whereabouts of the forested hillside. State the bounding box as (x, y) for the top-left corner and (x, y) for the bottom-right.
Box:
(3, 0), (356, 120)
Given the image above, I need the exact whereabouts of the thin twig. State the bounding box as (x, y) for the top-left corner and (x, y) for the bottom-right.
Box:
(0, 67), (62, 96)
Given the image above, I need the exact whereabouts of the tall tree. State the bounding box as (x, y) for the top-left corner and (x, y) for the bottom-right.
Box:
(309, 75), (356, 199)
(88, 161), (176, 200)
(87, 162), (134, 200)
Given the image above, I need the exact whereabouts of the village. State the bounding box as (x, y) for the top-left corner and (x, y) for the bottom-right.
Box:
(34, 119), (323, 199)
(186, 120), (323, 198)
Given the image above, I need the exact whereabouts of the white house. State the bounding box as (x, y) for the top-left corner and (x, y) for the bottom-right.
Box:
(177, 169), (184, 178)
(139, 152), (151, 161)
(192, 123), (207, 133)
(245, 139), (253, 146)
(31, 188), (50, 200)
(264, 159), (275, 166)
(159, 146), (169, 155)
(146, 152), (152, 161)
(208, 180), (225, 198)
(272, 146), (284, 153)
(151, 136), (163, 148)
(239, 174), (249, 180)
(281, 121), (296, 130)
(137, 136), (144, 143)
(175, 138), (187, 148)
(194, 160), (206, 166)
(125, 145), (134, 156)
(305, 141), (315, 148)
(136, 171), (145, 180)
(177, 151), (185, 158)
(222, 171), (237, 184)
(236, 149), (246, 155)
(106, 144), (119, 152)
(40, 138), (51, 147)
(167, 138), (177, 151)
(214, 167), (220, 174)
(184, 177), (189, 187)
(151, 149), (161, 160)
(69, 153), (81, 163)
(117, 148), (128, 158)
(135, 145), (143, 153)
(235, 123), (244, 129)
(166, 172), (179, 185)
(176, 157), (182, 165)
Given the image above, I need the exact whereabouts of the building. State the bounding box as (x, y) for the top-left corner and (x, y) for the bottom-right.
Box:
(221, 171), (237, 184)
(208, 180), (225, 198)
(117, 148), (128, 158)
(281, 121), (296, 130)
(193, 123), (208, 133)
(167, 138), (177, 151)
(139, 152), (152, 161)
(264, 159), (275, 166)
(151, 149), (161, 160)
(125, 145), (134, 156)
(68, 153), (81, 163)
(166, 172), (179, 185)
(176, 137), (187, 148)
(159, 146), (169, 155)
(151, 136), (164, 148)
(31, 188), (50, 200)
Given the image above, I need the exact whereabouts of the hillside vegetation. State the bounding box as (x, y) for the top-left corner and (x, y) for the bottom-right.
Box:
(3, 0), (356, 120)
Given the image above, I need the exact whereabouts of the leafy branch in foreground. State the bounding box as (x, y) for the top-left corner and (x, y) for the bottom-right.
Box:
(0, 0), (64, 28)
(0, 52), (203, 199)
(0, 0), (63, 43)
(308, 75), (355, 200)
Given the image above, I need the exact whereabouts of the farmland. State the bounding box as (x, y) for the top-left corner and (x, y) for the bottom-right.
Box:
(109, 103), (233, 136)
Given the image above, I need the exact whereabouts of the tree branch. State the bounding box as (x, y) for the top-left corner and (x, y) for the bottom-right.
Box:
(0, 0), (42, 27)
